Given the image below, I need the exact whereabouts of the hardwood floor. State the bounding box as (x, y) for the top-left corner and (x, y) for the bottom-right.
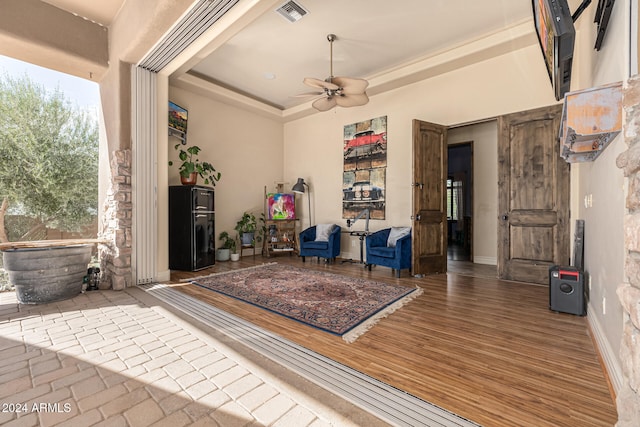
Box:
(168, 256), (617, 427)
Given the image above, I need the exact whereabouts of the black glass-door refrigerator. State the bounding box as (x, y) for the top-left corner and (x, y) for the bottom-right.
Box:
(169, 185), (215, 271)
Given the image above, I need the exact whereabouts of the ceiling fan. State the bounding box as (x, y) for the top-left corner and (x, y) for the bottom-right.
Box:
(298, 34), (369, 112)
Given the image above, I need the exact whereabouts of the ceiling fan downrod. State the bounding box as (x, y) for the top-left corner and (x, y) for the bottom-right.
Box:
(324, 34), (344, 98)
(326, 33), (336, 84)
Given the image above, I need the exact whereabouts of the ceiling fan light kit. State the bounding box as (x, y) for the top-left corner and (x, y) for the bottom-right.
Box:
(300, 33), (370, 112)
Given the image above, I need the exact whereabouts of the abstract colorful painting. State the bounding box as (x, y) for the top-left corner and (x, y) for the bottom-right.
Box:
(267, 193), (296, 219)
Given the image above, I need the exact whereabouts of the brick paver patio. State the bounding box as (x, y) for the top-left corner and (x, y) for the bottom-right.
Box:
(0, 288), (386, 426)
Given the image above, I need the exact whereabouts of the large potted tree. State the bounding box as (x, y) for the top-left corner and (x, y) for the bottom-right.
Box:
(169, 144), (221, 186)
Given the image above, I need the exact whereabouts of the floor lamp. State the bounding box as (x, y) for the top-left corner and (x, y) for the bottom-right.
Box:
(292, 178), (311, 228)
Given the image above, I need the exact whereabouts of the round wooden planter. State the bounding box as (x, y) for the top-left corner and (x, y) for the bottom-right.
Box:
(2, 243), (93, 304)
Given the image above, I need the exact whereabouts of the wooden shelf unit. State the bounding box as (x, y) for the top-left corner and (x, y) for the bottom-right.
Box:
(263, 219), (298, 257)
(262, 184), (299, 257)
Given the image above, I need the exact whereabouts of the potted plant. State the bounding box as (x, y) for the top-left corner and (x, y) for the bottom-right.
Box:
(257, 212), (266, 250)
(235, 212), (263, 246)
(235, 212), (255, 246)
(169, 144), (221, 186)
(217, 231), (235, 261)
(230, 234), (241, 261)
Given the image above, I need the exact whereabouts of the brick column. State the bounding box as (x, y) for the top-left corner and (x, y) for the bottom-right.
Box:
(615, 75), (640, 425)
(98, 149), (132, 290)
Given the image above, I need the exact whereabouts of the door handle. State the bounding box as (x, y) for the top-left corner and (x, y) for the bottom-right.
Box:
(501, 214), (508, 221)
(415, 214), (422, 221)
(412, 182), (424, 190)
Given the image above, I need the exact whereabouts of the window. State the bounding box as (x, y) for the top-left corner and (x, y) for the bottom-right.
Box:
(447, 177), (463, 220)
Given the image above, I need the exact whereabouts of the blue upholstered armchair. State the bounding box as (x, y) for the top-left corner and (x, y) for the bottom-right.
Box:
(366, 227), (412, 277)
(299, 224), (341, 263)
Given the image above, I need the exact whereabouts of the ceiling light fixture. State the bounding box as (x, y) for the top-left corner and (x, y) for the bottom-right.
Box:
(296, 34), (369, 112)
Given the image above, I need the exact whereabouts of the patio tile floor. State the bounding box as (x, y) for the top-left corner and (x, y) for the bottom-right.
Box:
(0, 288), (386, 427)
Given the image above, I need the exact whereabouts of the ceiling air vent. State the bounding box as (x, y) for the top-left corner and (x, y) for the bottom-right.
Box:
(275, 1), (308, 23)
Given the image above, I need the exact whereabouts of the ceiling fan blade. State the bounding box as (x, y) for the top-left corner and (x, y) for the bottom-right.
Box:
(303, 77), (339, 91)
(332, 76), (369, 94)
(291, 91), (324, 98)
(335, 93), (369, 108)
(312, 96), (338, 112)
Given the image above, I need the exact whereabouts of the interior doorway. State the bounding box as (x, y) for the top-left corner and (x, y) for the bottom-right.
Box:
(443, 120), (498, 279)
(446, 142), (473, 263)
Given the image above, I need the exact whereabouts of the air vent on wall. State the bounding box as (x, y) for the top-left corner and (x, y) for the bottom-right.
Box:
(275, 1), (308, 23)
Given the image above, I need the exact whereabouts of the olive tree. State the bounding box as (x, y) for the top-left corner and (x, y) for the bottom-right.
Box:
(0, 73), (99, 243)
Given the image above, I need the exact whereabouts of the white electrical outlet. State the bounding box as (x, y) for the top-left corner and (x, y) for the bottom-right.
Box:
(584, 194), (593, 208)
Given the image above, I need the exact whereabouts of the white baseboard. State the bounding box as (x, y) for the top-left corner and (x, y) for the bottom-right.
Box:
(587, 304), (623, 395)
(472, 256), (497, 265)
(156, 269), (171, 283)
(340, 250), (363, 263)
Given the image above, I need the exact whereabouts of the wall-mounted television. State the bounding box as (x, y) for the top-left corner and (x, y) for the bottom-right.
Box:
(532, 0), (576, 101)
(168, 101), (188, 134)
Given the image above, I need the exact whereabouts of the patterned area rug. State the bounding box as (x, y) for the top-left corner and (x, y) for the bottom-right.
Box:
(188, 263), (423, 343)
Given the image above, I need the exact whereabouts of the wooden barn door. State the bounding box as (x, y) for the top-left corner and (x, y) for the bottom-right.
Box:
(497, 104), (570, 284)
(412, 119), (448, 276)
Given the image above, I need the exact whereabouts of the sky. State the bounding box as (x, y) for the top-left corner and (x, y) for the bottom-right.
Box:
(0, 54), (100, 112)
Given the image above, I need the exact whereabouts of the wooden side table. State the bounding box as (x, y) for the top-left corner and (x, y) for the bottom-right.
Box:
(240, 243), (256, 258)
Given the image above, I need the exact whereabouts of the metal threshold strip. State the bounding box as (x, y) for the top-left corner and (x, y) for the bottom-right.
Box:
(141, 283), (479, 427)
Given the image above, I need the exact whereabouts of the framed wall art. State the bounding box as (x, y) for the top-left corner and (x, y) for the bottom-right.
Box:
(267, 193), (296, 219)
(342, 115), (387, 220)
